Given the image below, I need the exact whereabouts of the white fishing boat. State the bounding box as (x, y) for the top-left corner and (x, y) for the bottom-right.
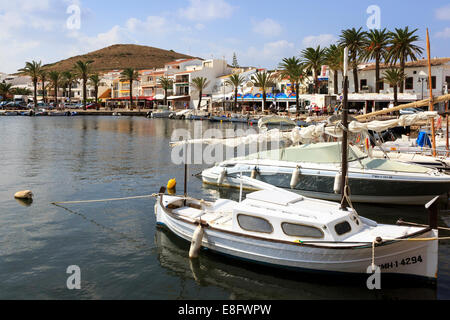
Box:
(155, 177), (439, 281)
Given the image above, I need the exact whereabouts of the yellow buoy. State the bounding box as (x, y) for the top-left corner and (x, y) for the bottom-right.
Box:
(167, 179), (177, 190)
(14, 190), (33, 200)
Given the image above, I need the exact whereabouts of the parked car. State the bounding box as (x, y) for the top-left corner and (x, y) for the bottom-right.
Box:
(86, 103), (100, 110)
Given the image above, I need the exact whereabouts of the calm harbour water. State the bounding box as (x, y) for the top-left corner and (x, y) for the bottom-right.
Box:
(0, 116), (449, 300)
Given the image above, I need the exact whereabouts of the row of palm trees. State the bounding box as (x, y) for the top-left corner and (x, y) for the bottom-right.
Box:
(19, 60), (100, 110)
(0, 82), (32, 99)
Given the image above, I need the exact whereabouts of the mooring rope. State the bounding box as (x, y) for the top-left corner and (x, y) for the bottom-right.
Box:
(51, 194), (158, 205)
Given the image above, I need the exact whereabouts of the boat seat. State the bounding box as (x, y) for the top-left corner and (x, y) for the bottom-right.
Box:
(173, 207), (202, 219)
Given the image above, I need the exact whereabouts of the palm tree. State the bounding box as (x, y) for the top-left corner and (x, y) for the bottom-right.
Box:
(362, 28), (392, 93)
(224, 73), (246, 112)
(48, 71), (61, 106)
(339, 27), (368, 93)
(383, 68), (406, 107)
(386, 27), (423, 93)
(251, 71), (275, 112)
(324, 45), (343, 95)
(301, 46), (326, 94)
(278, 57), (305, 112)
(120, 68), (139, 110)
(158, 76), (174, 106)
(0, 82), (13, 101)
(19, 61), (42, 109)
(190, 77), (210, 110)
(62, 71), (77, 104)
(39, 70), (48, 104)
(89, 73), (101, 104)
(74, 60), (93, 110)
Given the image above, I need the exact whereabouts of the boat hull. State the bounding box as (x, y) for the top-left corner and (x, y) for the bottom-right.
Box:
(202, 166), (450, 205)
(155, 201), (438, 280)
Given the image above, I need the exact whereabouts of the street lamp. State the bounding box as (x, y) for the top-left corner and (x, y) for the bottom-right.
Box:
(418, 71), (428, 100)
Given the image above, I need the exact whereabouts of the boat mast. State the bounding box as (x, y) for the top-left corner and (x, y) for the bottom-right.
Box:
(340, 47), (350, 210)
(426, 29), (437, 157)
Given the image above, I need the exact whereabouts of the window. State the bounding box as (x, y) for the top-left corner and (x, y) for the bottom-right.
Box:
(282, 223), (324, 238)
(446, 76), (450, 87)
(405, 77), (414, 90)
(335, 221), (352, 236)
(431, 76), (436, 89)
(360, 79), (367, 90)
(237, 215), (273, 234)
(377, 81), (384, 91)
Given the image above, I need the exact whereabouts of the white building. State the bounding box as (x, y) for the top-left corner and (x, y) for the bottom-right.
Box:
(330, 57), (450, 111)
(169, 59), (231, 109)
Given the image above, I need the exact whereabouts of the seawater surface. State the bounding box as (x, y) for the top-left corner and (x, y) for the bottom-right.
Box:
(0, 116), (449, 300)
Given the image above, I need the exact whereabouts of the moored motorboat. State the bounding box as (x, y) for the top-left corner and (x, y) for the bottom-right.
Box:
(202, 142), (450, 205)
(155, 177), (439, 280)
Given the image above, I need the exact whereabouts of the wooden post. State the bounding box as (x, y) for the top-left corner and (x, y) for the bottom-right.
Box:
(426, 29), (437, 157)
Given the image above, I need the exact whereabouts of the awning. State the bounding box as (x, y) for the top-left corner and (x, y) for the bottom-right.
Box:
(167, 95), (190, 101)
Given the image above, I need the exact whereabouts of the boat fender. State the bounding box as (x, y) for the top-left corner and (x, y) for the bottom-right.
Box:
(290, 166), (301, 189)
(333, 172), (342, 194)
(251, 167), (258, 180)
(217, 168), (227, 185)
(189, 224), (205, 259)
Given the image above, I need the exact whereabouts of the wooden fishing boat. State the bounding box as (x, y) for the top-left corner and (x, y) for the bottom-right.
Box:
(155, 177), (439, 280)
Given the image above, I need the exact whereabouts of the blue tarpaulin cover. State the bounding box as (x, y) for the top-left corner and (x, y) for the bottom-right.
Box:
(416, 131), (431, 148)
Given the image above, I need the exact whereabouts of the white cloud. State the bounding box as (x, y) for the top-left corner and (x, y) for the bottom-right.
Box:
(252, 18), (283, 37)
(246, 40), (296, 67)
(302, 34), (337, 48)
(436, 5), (450, 20)
(179, 0), (236, 21)
(436, 27), (450, 38)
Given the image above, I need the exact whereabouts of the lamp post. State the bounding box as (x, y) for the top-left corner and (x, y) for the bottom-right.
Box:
(418, 71), (428, 100)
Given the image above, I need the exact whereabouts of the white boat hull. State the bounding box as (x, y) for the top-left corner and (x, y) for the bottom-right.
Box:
(155, 199), (438, 280)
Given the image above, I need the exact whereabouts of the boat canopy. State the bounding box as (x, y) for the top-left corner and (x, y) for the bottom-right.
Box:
(244, 142), (367, 163)
(242, 142), (432, 173)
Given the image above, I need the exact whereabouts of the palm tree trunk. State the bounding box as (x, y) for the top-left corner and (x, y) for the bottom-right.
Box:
(234, 88), (238, 112)
(164, 89), (168, 106)
(69, 84), (72, 104)
(129, 81), (133, 110)
(399, 60), (405, 94)
(33, 80), (37, 110)
(95, 87), (98, 104)
(83, 78), (87, 110)
(333, 70), (338, 94)
(55, 84), (58, 107)
(198, 91), (203, 110)
(296, 83), (300, 113)
(375, 53), (380, 94)
(353, 66), (359, 93)
(394, 85), (398, 106)
(262, 91), (266, 113)
(41, 80), (45, 103)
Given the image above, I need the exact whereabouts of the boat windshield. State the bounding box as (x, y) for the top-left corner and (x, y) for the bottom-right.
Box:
(244, 142), (368, 164)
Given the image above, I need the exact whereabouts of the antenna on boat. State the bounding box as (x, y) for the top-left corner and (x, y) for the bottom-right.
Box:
(340, 47), (350, 211)
(426, 29), (437, 158)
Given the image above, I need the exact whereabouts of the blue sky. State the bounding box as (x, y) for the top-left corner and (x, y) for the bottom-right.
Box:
(1, 0), (450, 73)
